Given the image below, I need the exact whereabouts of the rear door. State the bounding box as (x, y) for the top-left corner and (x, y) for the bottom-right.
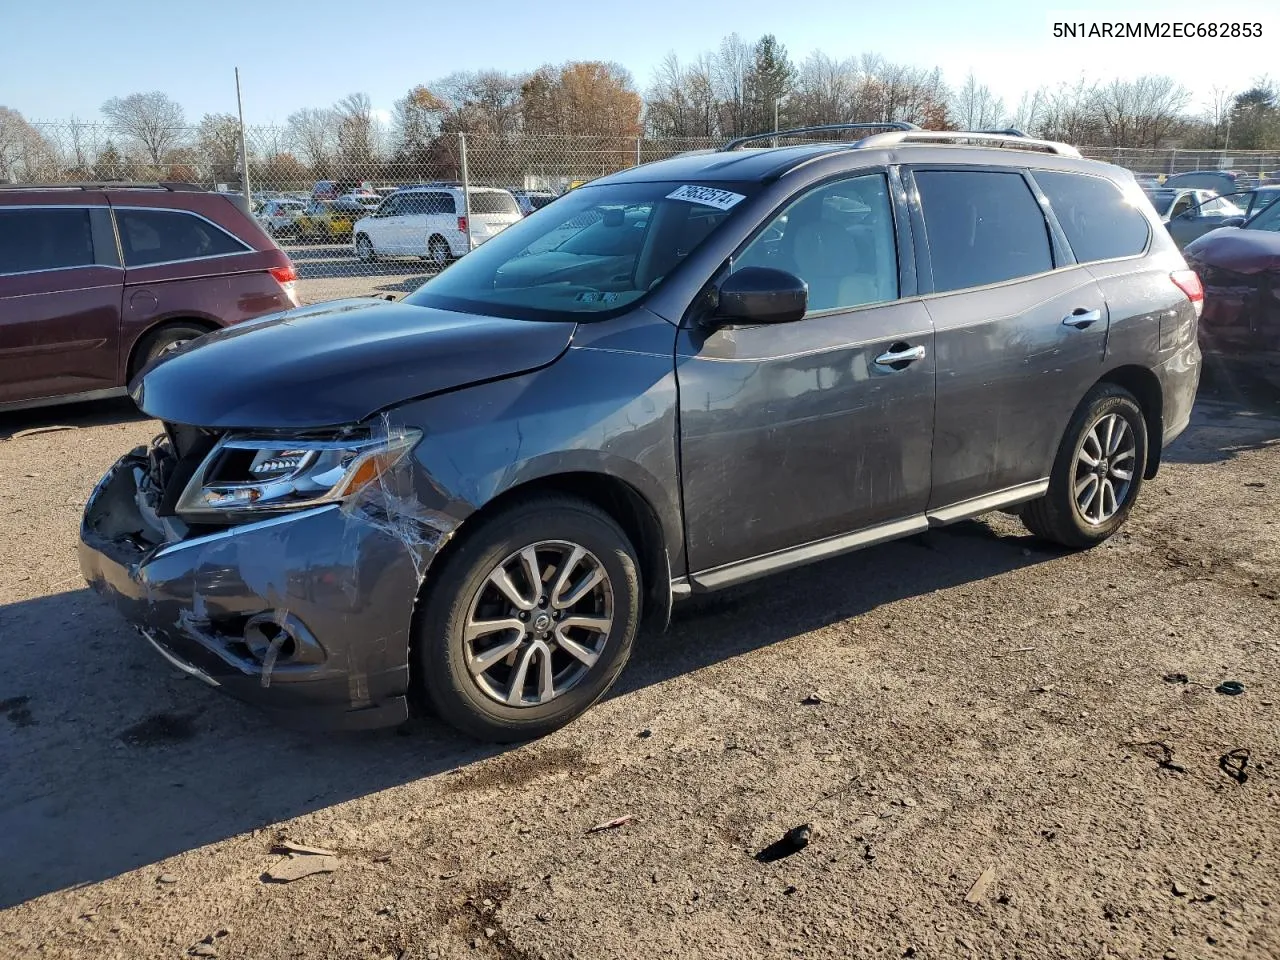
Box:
(906, 165), (1110, 511)
(0, 203), (124, 405)
(1167, 191), (1248, 249)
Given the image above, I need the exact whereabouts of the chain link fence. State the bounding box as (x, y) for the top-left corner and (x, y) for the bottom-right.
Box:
(12, 121), (1280, 304)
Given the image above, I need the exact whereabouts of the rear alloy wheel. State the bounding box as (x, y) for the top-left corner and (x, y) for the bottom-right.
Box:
(428, 236), (452, 268)
(418, 496), (641, 743)
(355, 234), (376, 262)
(133, 323), (209, 378)
(1021, 384), (1148, 548)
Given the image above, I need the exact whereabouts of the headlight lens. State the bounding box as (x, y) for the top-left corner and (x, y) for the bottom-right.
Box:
(175, 428), (421, 522)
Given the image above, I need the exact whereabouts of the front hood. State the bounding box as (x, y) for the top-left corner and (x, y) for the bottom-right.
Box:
(132, 298), (575, 429)
(1184, 228), (1280, 276)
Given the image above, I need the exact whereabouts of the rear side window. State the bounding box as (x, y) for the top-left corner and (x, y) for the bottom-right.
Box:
(468, 192), (519, 215)
(915, 170), (1053, 292)
(1036, 171), (1150, 262)
(116, 209), (250, 267)
(0, 208), (95, 275)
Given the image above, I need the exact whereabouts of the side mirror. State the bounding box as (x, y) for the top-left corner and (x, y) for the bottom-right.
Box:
(1221, 216), (1246, 228)
(717, 267), (808, 324)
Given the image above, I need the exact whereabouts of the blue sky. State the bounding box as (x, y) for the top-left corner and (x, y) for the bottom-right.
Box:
(2, 0), (1272, 124)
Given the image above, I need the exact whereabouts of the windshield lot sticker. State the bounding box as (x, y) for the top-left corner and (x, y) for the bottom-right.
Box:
(666, 185), (746, 210)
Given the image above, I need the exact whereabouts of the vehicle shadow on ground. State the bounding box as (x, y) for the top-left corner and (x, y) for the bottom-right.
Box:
(0, 517), (1058, 908)
(1164, 354), (1280, 466)
(285, 243), (440, 282)
(0, 398), (147, 440)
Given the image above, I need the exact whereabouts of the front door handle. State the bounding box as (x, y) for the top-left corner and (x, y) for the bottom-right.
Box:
(874, 344), (927, 367)
(1063, 307), (1102, 329)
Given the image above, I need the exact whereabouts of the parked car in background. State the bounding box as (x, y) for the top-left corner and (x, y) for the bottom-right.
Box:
(1149, 190), (1246, 248)
(79, 129), (1202, 740)
(255, 198), (308, 238)
(296, 198), (369, 242)
(1143, 186), (1221, 221)
(311, 179), (374, 201)
(0, 182), (298, 411)
(353, 185), (522, 265)
(510, 189), (559, 216)
(1184, 196), (1280, 352)
(1162, 170), (1258, 195)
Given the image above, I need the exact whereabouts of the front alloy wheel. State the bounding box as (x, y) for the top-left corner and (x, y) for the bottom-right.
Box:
(464, 541), (613, 707)
(418, 496), (641, 743)
(1073, 413), (1137, 525)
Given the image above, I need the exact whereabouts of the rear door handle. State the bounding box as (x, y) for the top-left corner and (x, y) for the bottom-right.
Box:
(874, 344), (927, 367)
(1063, 308), (1102, 329)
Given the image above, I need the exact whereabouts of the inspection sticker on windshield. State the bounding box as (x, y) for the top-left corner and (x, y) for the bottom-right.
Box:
(666, 184), (746, 210)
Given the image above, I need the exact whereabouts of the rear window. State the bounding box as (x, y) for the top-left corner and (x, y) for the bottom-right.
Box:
(468, 192), (519, 215)
(0, 208), (96, 275)
(915, 170), (1054, 292)
(116, 209), (250, 267)
(1035, 170), (1151, 263)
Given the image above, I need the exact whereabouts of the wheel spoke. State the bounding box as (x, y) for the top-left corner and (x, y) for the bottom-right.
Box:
(464, 617), (524, 642)
(467, 632), (524, 675)
(555, 628), (601, 668)
(1110, 466), (1133, 482)
(506, 644), (538, 705)
(549, 545), (585, 608)
(537, 644), (555, 701)
(1077, 475), (1100, 515)
(519, 547), (544, 601)
(1101, 416), (1116, 458)
(1102, 479), (1118, 518)
(489, 566), (534, 611)
(560, 615), (612, 634)
(1075, 474), (1098, 498)
(556, 566), (605, 610)
(1111, 448), (1135, 465)
(1080, 432), (1102, 467)
(1108, 418), (1129, 456)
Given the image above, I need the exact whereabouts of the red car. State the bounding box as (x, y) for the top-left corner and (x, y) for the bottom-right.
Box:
(0, 182), (299, 411)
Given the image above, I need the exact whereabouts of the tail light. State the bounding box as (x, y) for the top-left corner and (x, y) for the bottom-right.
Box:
(1170, 269), (1203, 318)
(270, 263), (300, 308)
(457, 216), (468, 232)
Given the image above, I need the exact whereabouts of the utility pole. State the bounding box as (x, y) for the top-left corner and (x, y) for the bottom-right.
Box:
(235, 67), (251, 207)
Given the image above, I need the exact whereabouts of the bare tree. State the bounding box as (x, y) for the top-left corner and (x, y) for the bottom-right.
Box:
(100, 91), (186, 165)
(952, 71), (1006, 130)
(0, 107), (58, 181)
(334, 92), (377, 170)
(1094, 75), (1189, 147)
(196, 113), (241, 183)
(711, 33), (754, 136)
(286, 108), (337, 174)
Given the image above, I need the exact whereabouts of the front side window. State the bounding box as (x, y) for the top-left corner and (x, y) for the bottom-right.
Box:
(915, 170), (1054, 292)
(733, 173), (899, 312)
(405, 179), (757, 320)
(116, 209), (250, 267)
(1035, 170), (1150, 263)
(0, 208), (96, 275)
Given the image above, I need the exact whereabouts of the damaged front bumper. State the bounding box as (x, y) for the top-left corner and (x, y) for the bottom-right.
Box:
(78, 449), (448, 731)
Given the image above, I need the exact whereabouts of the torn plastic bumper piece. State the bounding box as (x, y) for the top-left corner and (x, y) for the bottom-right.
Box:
(77, 455), (447, 731)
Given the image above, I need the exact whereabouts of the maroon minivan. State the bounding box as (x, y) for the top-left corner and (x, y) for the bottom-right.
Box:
(0, 182), (300, 411)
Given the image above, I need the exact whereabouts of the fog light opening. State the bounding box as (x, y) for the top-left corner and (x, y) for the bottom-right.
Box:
(244, 615), (298, 664)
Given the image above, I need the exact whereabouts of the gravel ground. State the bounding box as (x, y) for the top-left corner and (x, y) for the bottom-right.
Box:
(1, 357), (1279, 960)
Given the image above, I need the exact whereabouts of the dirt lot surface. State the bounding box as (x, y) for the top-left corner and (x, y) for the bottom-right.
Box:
(2, 358), (1279, 960)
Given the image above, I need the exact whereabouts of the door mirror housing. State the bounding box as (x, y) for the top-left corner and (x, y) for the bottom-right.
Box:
(716, 267), (808, 324)
(1221, 216), (1246, 228)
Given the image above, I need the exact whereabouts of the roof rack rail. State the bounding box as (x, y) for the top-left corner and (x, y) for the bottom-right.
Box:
(968, 128), (1028, 137)
(851, 130), (1081, 158)
(0, 180), (207, 192)
(721, 121), (921, 151)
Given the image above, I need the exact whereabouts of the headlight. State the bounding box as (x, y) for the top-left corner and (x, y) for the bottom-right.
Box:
(175, 427), (421, 522)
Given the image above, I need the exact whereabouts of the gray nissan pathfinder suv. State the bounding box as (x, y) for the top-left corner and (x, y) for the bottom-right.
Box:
(79, 128), (1203, 742)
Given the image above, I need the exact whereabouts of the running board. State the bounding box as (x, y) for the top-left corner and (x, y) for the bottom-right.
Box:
(925, 479), (1049, 527)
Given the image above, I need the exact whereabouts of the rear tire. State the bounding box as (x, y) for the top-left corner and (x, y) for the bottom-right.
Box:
(416, 495), (641, 743)
(131, 323), (210, 379)
(1022, 383), (1148, 548)
(355, 234), (376, 262)
(428, 235), (452, 268)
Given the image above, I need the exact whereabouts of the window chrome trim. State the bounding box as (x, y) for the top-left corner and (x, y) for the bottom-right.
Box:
(110, 204), (255, 269)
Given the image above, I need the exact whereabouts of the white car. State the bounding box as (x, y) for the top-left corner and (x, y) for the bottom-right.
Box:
(255, 198), (308, 238)
(352, 185), (522, 266)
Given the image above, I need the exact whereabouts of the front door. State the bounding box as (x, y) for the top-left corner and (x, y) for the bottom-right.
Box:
(676, 172), (936, 583)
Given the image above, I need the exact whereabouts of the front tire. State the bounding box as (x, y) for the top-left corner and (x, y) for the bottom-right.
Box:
(1022, 383), (1149, 548)
(428, 235), (452, 268)
(417, 496), (641, 743)
(355, 234), (376, 262)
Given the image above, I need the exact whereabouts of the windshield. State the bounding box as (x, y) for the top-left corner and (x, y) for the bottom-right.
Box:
(405, 180), (756, 320)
